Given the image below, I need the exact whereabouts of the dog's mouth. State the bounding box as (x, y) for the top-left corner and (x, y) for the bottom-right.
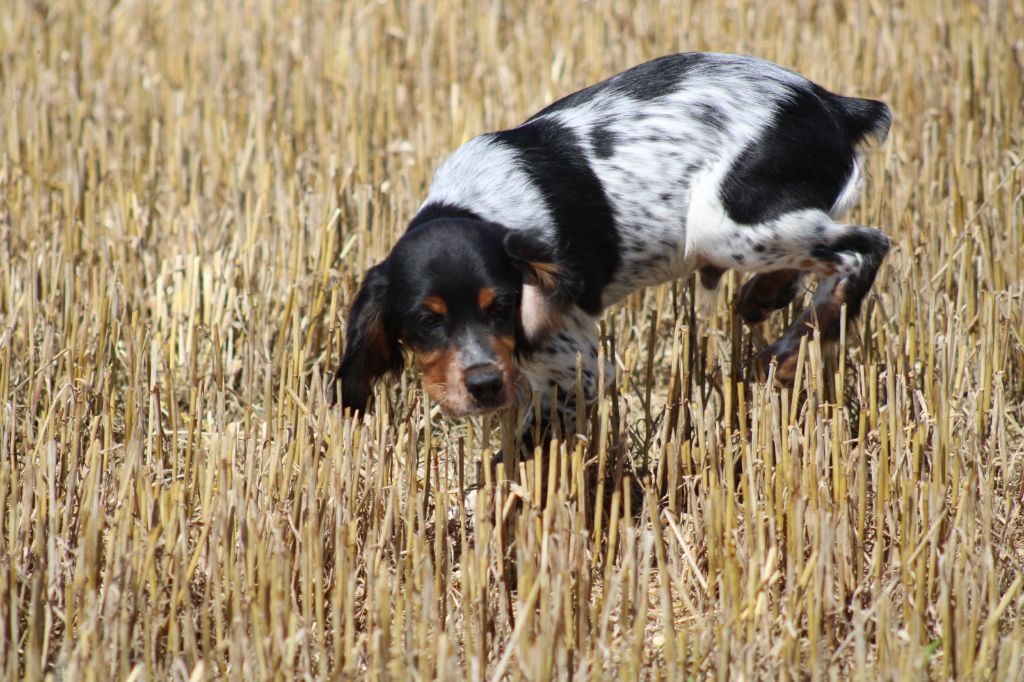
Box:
(420, 365), (521, 417)
(442, 397), (511, 418)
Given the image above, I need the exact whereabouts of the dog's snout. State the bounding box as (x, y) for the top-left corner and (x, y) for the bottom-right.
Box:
(464, 365), (503, 402)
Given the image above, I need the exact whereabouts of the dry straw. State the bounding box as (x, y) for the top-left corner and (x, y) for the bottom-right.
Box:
(1, 0), (1022, 678)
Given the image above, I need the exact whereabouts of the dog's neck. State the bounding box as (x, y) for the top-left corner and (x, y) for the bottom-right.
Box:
(407, 201), (482, 232)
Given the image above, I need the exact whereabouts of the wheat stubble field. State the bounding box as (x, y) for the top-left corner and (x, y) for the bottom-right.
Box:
(2, 0), (1024, 679)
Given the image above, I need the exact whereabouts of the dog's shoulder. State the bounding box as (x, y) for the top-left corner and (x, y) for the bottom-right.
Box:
(424, 134), (554, 233)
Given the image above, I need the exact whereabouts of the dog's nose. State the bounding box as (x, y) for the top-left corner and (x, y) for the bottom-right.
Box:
(464, 365), (503, 402)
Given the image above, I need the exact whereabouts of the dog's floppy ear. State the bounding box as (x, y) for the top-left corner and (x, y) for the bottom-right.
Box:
(503, 230), (582, 343)
(333, 262), (403, 413)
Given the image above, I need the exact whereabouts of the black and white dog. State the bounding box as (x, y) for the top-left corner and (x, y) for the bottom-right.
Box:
(334, 52), (891, 425)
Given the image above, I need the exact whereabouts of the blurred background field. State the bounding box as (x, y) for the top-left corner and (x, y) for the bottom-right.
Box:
(1, 0), (1022, 678)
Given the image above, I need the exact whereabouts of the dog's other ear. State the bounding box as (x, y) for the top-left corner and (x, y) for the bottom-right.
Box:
(503, 230), (582, 343)
(333, 262), (403, 413)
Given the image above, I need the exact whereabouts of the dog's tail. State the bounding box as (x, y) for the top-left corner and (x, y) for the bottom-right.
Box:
(836, 95), (892, 146)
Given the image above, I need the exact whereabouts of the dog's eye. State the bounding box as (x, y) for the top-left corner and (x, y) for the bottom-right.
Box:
(420, 312), (444, 329)
(489, 300), (512, 320)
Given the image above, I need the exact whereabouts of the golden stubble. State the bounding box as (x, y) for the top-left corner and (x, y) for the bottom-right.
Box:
(0, 0), (1021, 679)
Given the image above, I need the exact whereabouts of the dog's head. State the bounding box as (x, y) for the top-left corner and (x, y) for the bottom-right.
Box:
(336, 218), (581, 416)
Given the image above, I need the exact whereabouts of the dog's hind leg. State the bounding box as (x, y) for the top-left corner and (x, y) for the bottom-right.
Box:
(736, 269), (804, 324)
(693, 205), (890, 384)
(736, 216), (890, 383)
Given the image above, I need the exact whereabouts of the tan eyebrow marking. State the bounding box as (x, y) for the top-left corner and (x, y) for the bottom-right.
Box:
(423, 295), (448, 315)
(478, 287), (496, 310)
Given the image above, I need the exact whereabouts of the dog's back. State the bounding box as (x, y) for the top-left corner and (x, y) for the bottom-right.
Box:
(422, 53), (890, 307)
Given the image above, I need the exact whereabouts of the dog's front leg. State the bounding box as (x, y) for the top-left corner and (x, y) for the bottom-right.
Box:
(489, 307), (611, 475)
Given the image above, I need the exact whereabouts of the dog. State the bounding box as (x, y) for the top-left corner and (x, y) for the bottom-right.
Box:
(332, 52), (891, 430)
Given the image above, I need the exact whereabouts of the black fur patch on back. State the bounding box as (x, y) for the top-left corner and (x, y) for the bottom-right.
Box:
(719, 84), (882, 225)
(590, 123), (619, 159)
(492, 119), (619, 314)
(528, 53), (709, 120)
(689, 100), (728, 132)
